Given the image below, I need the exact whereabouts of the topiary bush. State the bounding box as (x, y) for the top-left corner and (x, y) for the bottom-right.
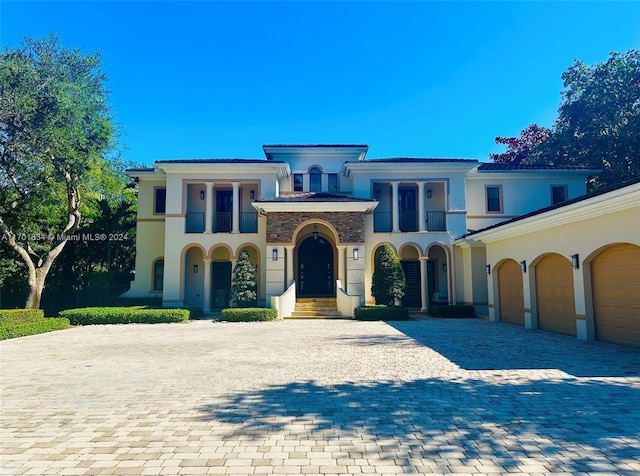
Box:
(230, 249), (258, 307)
(59, 306), (190, 325)
(371, 243), (406, 306)
(0, 309), (45, 326)
(221, 308), (278, 322)
(428, 304), (476, 318)
(0, 317), (71, 340)
(354, 305), (410, 321)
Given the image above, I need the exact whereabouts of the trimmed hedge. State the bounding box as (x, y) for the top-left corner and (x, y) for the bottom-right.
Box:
(59, 306), (190, 325)
(221, 308), (278, 322)
(0, 317), (71, 340)
(428, 304), (476, 318)
(0, 309), (45, 326)
(354, 305), (410, 321)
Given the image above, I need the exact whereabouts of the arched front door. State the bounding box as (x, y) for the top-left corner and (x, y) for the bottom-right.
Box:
(297, 236), (334, 297)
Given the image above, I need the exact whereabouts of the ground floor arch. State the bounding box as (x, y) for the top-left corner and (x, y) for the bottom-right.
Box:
(591, 243), (640, 347)
(296, 235), (335, 297)
(535, 253), (576, 336)
(497, 259), (525, 325)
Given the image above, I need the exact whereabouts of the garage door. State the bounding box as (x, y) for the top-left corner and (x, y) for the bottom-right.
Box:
(498, 259), (525, 325)
(592, 243), (640, 348)
(536, 254), (576, 336)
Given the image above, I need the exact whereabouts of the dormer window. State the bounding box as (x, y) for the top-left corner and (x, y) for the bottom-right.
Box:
(309, 167), (322, 192)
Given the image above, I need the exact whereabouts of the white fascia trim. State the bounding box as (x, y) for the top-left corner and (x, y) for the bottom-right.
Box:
(156, 162), (290, 177)
(252, 201), (379, 214)
(342, 161), (478, 178)
(459, 184), (640, 243)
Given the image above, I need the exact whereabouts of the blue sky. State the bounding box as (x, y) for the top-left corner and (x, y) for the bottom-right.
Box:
(2, 2), (639, 166)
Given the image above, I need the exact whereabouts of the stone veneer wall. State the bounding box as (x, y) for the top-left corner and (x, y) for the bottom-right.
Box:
(266, 212), (365, 243)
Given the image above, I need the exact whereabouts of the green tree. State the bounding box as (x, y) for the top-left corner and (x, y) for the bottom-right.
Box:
(0, 35), (114, 309)
(532, 50), (640, 189)
(371, 243), (406, 306)
(230, 249), (257, 307)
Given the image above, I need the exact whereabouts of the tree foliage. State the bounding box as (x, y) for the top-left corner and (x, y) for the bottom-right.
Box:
(231, 249), (257, 307)
(489, 124), (551, 165)
(371, 243), (406, 306)
(534, 50), (640, 189)
(0, 35), (114, 308)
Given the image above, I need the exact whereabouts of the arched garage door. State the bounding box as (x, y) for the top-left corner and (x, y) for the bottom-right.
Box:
(498, 259), (524, 325)
(592, 243), (640, 348)
(536, 254), (576, 336)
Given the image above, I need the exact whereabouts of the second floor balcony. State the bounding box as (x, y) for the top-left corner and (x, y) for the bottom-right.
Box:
(186, 211), (258, 233)
(373, 210), (446, 233)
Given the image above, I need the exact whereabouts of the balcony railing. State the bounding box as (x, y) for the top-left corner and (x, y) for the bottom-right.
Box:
(186, 212), (205, 233)
(373, 211), (447, 233)
(426, 211), (446, 232)
(185, 211), (258, 233)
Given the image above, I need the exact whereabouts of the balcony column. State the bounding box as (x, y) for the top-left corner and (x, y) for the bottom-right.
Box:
(391, 181), (400, 233)
(204, 182), (214, 233)
(231, 182), (240, 234)
(420, 257), (429, 312)
(285, 246), (295, 286)
(202, 258), (212, 313)
(418, 181), (426, 232)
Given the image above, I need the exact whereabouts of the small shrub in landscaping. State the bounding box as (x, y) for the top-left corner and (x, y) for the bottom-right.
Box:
(428, 304), (476, 318)
(221, 308), (278, 322)
(0, 317), (71, 340)
(59, 307), (190, 325)
(354, 305), (410, 321)
(0, 309), (45, 326)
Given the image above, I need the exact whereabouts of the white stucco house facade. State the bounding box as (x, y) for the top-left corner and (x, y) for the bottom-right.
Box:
(123, 144), (639, 347)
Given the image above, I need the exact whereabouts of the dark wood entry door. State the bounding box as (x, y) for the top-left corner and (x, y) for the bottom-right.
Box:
(212, 262), (232, 309)
(401, 260), (421, 308)
(297, 237), (334, 297)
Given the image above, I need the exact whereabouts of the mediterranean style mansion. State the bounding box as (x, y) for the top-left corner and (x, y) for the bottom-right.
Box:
(124, 144), (640, 348)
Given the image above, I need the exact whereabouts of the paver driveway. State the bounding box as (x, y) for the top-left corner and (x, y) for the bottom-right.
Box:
(1, 318), (640, 475)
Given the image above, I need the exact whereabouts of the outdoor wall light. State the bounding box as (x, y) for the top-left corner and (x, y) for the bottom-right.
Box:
(520, 260), (527, 273)
(486, 264), (491, 275)
(353, 248), (359, 260)
(200, 190), (205, 200)
(312, 225), (319, 241)
(442, 263), (447, 272)
(250, 190), (255, 200)
(571, 254), (580, 269)
(272, 248), (278, 261)
(427, 189), (433, 199)
(193, 264), (198, 274)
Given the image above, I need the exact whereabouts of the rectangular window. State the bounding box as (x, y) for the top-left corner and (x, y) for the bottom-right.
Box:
(486, 186), (502, 213)
(551, 185), (567, 205)
(328, 174), (338, 193)
(154, 188), (166, 214)
(293, 174), (303, 192)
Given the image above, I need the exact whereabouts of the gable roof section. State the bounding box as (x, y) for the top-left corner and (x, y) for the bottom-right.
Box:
(252, 192), (378, 214)
(256, 192), (375, 203)
(459, 177), (640, 241)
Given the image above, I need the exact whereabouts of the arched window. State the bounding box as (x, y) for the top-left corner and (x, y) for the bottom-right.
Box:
(153, 259), (164, 291)
(309, 167), (322, 192)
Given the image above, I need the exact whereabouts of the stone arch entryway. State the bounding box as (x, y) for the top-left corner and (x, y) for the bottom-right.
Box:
(297, 235), (335, 297)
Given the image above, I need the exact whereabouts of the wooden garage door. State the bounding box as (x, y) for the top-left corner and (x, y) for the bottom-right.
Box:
(536, 254), (576, 336)
(498, 259), (524, 325)
(592, 243), (640, 348)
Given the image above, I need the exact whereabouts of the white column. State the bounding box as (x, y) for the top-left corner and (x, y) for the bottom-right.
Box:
(285, 246), (295, 286)
(418, 181), (426, 232)
(337, 245), (346, 286)
(202, 258), (212, 313)
(204, 182), (214, 233)
(231, 182), (240, 234)
(420, 258), (429, 311)
(391, 181), (400, 233)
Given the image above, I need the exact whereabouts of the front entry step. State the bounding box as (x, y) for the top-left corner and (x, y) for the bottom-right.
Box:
(288, 298), (343, 319)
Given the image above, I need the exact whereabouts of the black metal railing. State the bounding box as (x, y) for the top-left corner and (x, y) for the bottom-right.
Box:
(185, 212), (205, 233)
(426, 211), (446, 232)
(241, 212), (258, 233)
(399, 211), (417, 232)
(215, 212), (231, 232)
(374, 212), (392, 232)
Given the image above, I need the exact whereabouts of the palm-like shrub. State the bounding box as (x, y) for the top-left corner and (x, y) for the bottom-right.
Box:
(371, 243), (406, 306)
